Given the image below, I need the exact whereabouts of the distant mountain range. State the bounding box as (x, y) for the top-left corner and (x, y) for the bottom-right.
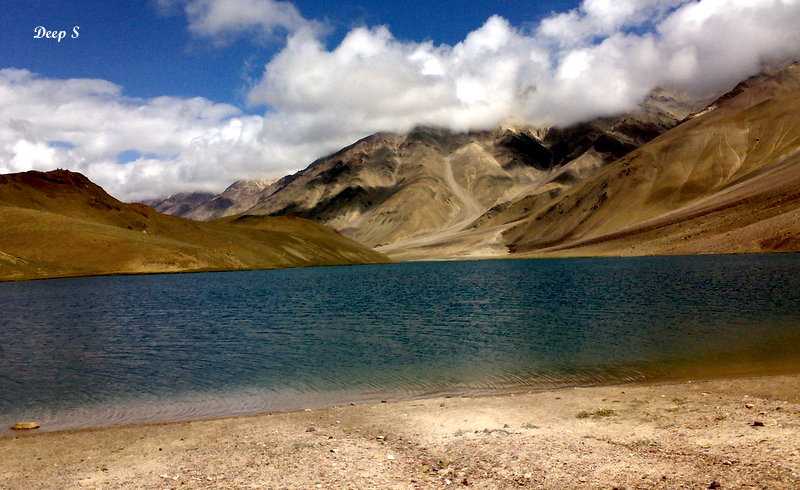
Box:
(0, 170), (387, 281)
(144, 178), (278, 221)
(149, 63), (800, 260)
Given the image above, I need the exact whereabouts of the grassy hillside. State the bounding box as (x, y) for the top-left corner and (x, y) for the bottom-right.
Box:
(0, 170), (389, 281)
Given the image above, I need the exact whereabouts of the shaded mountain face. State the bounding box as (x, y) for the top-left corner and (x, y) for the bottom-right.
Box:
(0, 170), (387, 281)
(245, 91), (696, 251)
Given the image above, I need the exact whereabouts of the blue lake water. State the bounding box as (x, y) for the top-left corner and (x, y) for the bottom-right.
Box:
(2, 254), (800, 433)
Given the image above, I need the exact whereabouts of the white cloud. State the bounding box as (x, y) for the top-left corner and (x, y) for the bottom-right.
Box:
(657, 0), (800, 93)
(0, 69), (269, 200)
(167, 0), (316, 41)
(3, 0), (800, 200)
(537, 0), (690, 46)
(248, 17), (548, 139)
(248, 0), (800, 147)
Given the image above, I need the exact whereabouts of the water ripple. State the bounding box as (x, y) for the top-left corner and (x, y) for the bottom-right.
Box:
(1, 255), (800, 433)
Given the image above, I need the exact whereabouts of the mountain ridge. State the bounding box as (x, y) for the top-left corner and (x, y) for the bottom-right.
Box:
(141, 65), (800, 260)
(239, 89), (700, 252)
(483, 62), (800, 258)
(145, 177), (279, 221)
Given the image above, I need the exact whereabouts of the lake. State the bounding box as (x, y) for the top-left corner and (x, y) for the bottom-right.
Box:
(2, 254), (800, 433)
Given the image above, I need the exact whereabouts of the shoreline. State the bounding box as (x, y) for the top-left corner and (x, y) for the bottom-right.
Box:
(0, 258), (393, 284)
(3, 249), (799, 284)
(6, 359), (800, 439)
(3, 373), (799, 488)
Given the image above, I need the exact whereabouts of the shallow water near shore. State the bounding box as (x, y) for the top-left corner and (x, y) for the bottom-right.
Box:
(2, 254), (800, 433)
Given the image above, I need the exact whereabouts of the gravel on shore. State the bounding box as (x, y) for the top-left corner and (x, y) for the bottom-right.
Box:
(2, 375), (800, 488)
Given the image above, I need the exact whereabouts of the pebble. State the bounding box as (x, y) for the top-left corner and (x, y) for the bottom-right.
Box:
(745, 403), (754, 409)
(752, 421), (765, 427)
(387, 454), (396, 460)
(11, 421), (40, 430)
(708, 480), (722, 489)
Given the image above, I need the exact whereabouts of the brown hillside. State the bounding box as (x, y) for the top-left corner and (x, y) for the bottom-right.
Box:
(498, 63), (800, 257)
(0, 170), (388, 281)
(241, 91), (694, 253)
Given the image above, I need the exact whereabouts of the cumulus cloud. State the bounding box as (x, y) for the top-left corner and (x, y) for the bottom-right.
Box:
(252, 0), (800, 136)
(537, 0), (690, 46)
(3, 0), (800, 200)
(0, 69), (267, 200)
(248, 17), (547, 138)
(162, 0), (316, 41)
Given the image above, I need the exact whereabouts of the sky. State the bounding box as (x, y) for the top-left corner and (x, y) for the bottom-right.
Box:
(1, 1), (578, 106)
(2, 0), (800, 200)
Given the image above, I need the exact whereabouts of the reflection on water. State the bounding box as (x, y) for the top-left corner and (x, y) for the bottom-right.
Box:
(1, 254), (800, 432)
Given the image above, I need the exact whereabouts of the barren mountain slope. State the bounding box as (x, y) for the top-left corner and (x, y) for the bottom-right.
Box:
(145, 179), (277, 220)
(144, 192), (215, 217)
(0, 170), (387, 281)
(129, 66), (800, 260)
(246, 93), (693, 251)
(494, 63), (800, 257)
(185, 178), (278, 221)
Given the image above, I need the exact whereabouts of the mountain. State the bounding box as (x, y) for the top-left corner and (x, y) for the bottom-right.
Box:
(144, 191), (216, 217)
(143, 178), (277, 220)
(243, 90), (697, 255)
(182, 178), (278, 221)
(141, 65), (800, 260)
(244, 64), (800, 260)
(0, 170), (388, 281)
(487, 63), (800, 258)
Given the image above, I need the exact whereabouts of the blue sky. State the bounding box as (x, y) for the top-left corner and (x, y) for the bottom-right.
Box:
(2, 0), (578, 109)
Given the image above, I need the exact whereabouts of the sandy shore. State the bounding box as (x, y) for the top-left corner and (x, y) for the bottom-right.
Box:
(2, 375), (800, 489)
